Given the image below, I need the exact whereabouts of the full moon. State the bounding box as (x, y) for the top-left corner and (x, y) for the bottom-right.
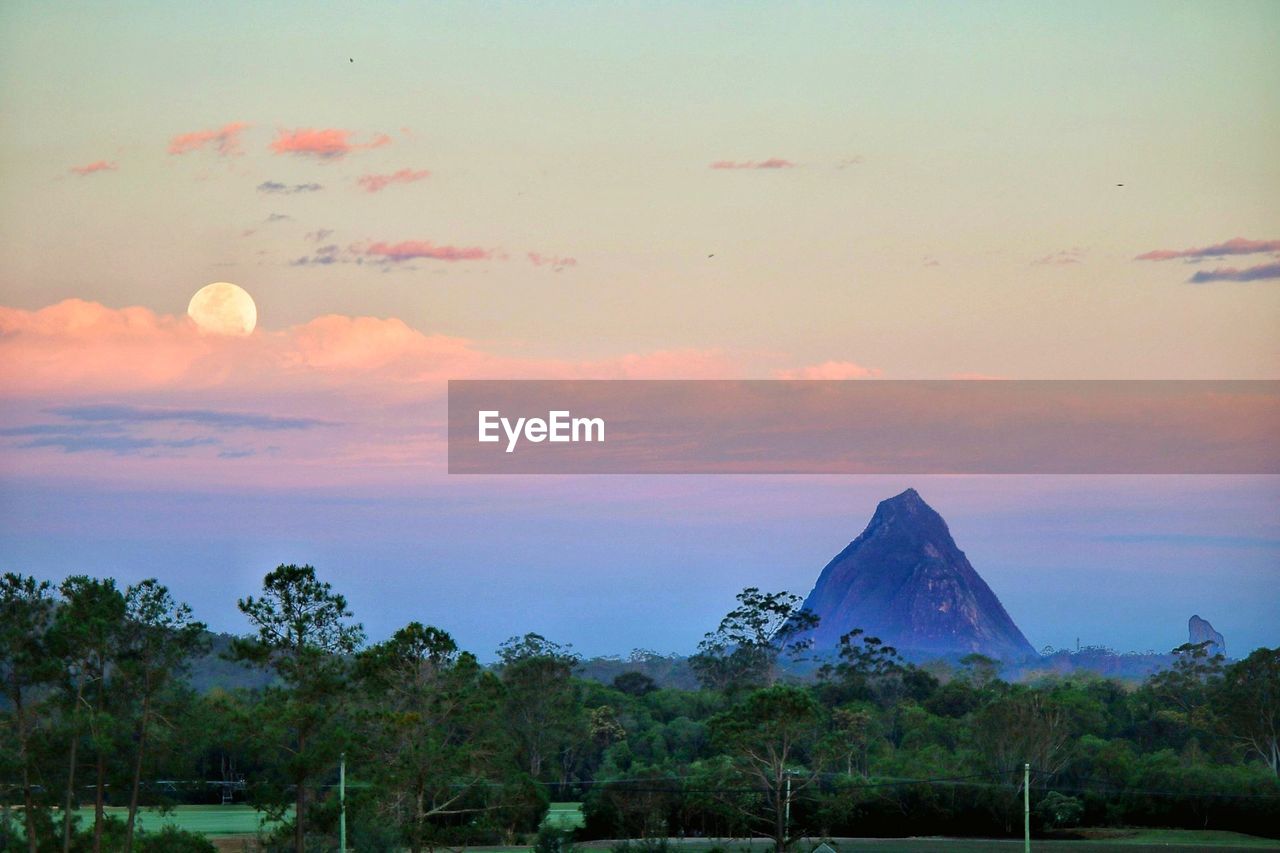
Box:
(187, 282), (257, 336)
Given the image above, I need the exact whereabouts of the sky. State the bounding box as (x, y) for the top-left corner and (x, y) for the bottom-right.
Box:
(1, 1), (1278, 660)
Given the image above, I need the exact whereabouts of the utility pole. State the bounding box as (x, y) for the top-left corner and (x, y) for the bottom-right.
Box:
(339, 752), (347, 853)
(1023, 763), (1030, 853)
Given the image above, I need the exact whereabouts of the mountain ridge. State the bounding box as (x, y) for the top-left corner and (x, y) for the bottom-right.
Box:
(795, 488), (1036, 662)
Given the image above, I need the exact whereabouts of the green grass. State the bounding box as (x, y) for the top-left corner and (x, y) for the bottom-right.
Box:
(67, 804), (278, 836)
(545, 801), (587, 830)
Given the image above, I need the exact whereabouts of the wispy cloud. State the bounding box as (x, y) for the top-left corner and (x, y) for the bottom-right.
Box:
(270, 128), (391, 159)
(357, 168), (430, 193)
(258, 181), (324, 194)
(1135, 237), (1280, 262)
(772, 360), (881, 380)
(363, 240), (491, 263)
(168, 122), (250, 156)
(1033, 248), (1085, 266)
(70, 160), (117, 176)
(16, 434), (219, 455)
(50, 404), (332, 430)
(709, 158), (796, 170)
(1188, 261), (1280, 284)
(527, 252), (577, 271)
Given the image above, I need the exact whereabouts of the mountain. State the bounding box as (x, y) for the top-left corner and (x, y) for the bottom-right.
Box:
(1188, 615), (1226, 657)
(795, 488), (1037, 663)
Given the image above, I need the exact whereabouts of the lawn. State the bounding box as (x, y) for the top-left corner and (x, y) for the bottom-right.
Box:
(67, 804), (278, 835)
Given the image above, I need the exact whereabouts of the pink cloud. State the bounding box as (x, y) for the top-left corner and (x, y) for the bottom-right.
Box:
(168, 122), (250, 156)
(1188, 260), (1280, 283)
(771, 360), (881, 380)
(1135, 237), (1280, 261)
(0, 300), (739, 400)
(527, 252), (577, 271)
(69, 160), (118, 176)
(0, 300), (213, 392)
(1033, 248), (1085, 266)
(357, 168), (431, 193)
(363, 240), (491, 263)
(709, 158), (797, 170)
(270, 128), (391, 159)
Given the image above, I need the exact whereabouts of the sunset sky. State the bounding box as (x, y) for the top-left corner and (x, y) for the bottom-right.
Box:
(1, 1), (1277, 658)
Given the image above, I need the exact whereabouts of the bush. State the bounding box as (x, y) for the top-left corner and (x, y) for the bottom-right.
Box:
(1036, 791), (1084, 828)
(136, 825), (217, 853)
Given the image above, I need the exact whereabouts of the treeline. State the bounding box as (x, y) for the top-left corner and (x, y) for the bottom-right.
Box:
(2, 572), (1278, 853)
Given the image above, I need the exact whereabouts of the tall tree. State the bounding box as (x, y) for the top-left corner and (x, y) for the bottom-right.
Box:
(356, 623), (512, 853)
(708, 685), (826, 852)
(51, 576), (125, 853)
(231, 564), (365, 853)
(1218, 647), (1279, 775)
(117, 579), (208, 851)
(0, 573), (58, 853)
(690, 588), (819, 693)
(496, 633), (582, 782)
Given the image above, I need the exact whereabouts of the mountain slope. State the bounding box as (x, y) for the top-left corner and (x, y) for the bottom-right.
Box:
(796, 489), (1036, 662)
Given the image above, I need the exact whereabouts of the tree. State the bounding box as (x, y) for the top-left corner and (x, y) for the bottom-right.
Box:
(1217, 647), (1279, 775)
(0, 573), (58, 853)
(819, 628), (928, 706)
(496, 633), (583, 782)
(51, 575), (125, 853)
(231, 565), (365, 853)
(612, 671), (658, 697)
(116, 579), (208, 851)
(690, 588), (818, 693)
(355, 622), (513, 853)
(708, 685), (826, 851)
(971, 688), (1072, 829)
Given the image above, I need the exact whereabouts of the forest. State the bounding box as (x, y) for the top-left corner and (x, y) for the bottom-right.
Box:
(2, 567), (1278, 853)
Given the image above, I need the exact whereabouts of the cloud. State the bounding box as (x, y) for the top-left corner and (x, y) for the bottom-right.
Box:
(69, 160), (117, 176)
(709, 158), (796, 170)
(1188, 261), (1280, 284)
(1033, 248), (1085, 266)
(49, 404), (332, 430)
(168, 122), (250, 156)
(258, 181), (324, 194)
(270, 128), (391, 159)
(305, 229), (334, 243)
(836, 156), (864, 169)
(291, 244), (343, 266)
(363, 240), (491, 263)
(265, 213), (292, 223)
(14, 434), (219, 455)
(527, 252), (577, 271)
(771, 360), (881, 380)
(357, 168), (430, 193)
(1135, 237), (1280, 262)
(0, 299), (213, 392)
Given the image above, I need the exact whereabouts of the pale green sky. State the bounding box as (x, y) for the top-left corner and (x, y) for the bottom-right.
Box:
(2, 0), (1278, 379)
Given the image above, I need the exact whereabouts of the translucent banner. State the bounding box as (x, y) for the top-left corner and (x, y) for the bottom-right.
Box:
(447, 380), (1280, 474)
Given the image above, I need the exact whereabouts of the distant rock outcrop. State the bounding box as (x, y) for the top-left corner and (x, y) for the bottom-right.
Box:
(794, 489), (1036, 663)
(1188, 615), (1226, 657)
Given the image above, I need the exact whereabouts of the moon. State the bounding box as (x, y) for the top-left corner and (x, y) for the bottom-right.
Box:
(187, 282), (257, 336)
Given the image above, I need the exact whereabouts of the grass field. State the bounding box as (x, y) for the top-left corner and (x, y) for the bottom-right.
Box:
(44, 803), (1276, 851)
(68, 804), (278, 835)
